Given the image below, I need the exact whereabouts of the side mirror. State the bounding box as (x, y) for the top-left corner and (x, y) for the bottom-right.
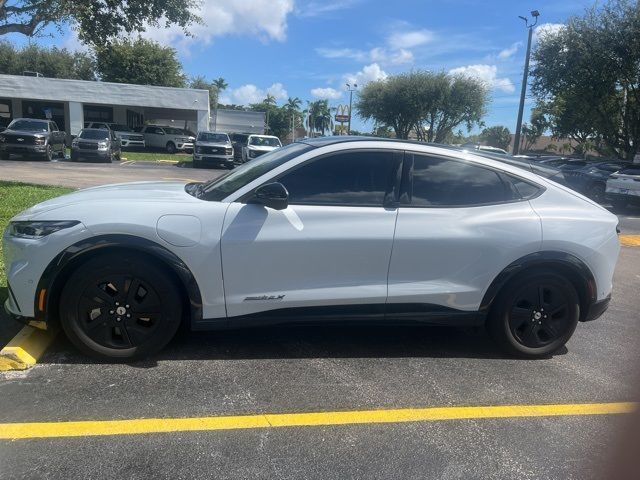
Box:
(252, 182), (289, 210)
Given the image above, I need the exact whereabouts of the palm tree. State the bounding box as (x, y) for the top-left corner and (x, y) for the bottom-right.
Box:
(285, 97), (302, 141)
(263, 94), (277, 107)
(213, 77), (228, 91)
(307, 99), (334, 136)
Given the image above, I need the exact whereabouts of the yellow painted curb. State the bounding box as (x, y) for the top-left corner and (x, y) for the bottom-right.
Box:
(0, 326), (58, 372)
(619, 235), (640, 247)
(0, 402), (635, 440)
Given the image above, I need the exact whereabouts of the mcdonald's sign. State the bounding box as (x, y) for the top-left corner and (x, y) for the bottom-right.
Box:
(335, 104), (350, 123)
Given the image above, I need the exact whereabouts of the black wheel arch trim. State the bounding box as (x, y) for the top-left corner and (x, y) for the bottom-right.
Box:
(480, 251), (597, 321)
(35, 234), (203, 327)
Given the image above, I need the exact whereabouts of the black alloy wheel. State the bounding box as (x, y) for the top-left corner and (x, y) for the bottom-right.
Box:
(166, 142), (177, 154)
(60, 253), (182, 360)
(44, 144), (53, 161)
(488, 272), (580, 357)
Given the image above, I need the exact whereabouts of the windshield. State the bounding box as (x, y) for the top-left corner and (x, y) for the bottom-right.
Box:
(9, 119), (48, 132)
(249, 136), (281, 147)
(198, 132), (229, 143)
(200, 142), (314, 201)
(163, 127), (185, 135)
(111, 124), (132, 132)
(79, 129), (109, 140)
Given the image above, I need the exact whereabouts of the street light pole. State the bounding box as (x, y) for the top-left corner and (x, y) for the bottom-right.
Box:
(346, 83), (357, 135)
(513, 10), (539, 155)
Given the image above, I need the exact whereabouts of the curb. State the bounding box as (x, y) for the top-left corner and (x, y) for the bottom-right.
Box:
(619, 235), (640, 247)
(0, 326), (58, 372)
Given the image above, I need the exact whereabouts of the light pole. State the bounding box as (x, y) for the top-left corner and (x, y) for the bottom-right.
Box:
(346, 83), (357, 135)
(513, 10), (540, 155)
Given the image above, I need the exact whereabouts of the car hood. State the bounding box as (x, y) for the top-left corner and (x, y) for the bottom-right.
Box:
(248, 145), (278, 151)
(14, 181), (198, 220)
(197, 141), (231, 147)
(3, 129), (48, 136)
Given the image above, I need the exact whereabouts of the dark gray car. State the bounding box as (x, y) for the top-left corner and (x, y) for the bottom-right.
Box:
(192, 131), (234, 169)
(70, 128), (121, 163)
(0, 118), (66, 161)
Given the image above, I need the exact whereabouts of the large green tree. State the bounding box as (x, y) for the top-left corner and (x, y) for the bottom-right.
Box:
(356, 71), (488, 141)
(0, 41), (95, 79)
(480, 126), (511, 150)
(0, 0), (198, 46)
(95, 38), (186, 87)
(531, 0), (640, 160)
(306, 99), (334, 136)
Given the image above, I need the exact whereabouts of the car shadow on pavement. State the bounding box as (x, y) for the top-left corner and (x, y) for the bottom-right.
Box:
(41, 324), (568, 367)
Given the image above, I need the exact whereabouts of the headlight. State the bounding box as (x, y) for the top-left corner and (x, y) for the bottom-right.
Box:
(9, 221), (81, 239)
(34, 137), (46, 145)
(249, 150), (256, 157)
(0, 135), (6, 143)
(97, 141), (108, 150)
(226, 147), (233, 155)
(71, 139), (79, 147)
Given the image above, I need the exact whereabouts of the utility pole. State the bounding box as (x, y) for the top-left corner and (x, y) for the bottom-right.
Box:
(513, 10), (540, 155)
(346, 83), (358, 135)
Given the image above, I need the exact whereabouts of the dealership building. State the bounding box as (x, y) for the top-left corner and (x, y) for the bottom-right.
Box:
(0, 74), (210, 141)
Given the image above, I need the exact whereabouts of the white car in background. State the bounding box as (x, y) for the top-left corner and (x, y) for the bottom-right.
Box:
(606, 164), (640, 210)
(137, 125), (195, 154)
(3, 137), (619, 360)
(85, 122), (145, 149)
(242, 134), (282, 162)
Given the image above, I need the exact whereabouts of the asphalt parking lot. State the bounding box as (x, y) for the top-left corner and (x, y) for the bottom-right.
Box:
(1, 159), (640, 479)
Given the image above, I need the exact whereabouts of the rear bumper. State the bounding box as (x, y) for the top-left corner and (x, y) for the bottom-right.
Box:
(582, 295), (611, 322)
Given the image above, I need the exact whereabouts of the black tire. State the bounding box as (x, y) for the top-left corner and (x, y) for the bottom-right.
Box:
(58, 143), (66, 159)
(43, 144), (53, 161)
(192, 158), (201, 169)
(586, 183), (605, 203)
(70, 151), (78, 162)
(487, 271), (580, 358)
(166, 142), (176, 154)
(59, 252), (183, 360)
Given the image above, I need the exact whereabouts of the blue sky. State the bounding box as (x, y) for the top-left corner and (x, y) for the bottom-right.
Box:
(6, 0), (594, 134)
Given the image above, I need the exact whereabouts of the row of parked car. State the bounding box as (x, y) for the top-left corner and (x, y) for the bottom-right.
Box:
(458, 146), (640, 211)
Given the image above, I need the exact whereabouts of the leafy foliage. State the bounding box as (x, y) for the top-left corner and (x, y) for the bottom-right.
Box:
(306, 99), (334, 136)
(480, 126), (511, 150)
(531, 0), (640, 160)
(356, 71), (488, 141)
(0, 41), (95, 79)
(95, 38), (186, 87)
(520, 108), (549, 152)
(0, 0), (199, 46)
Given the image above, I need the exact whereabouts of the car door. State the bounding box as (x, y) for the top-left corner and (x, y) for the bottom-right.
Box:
(144, 127), (161, 148)
(220, 149), (402, 319)
(387, 151), (542, 316)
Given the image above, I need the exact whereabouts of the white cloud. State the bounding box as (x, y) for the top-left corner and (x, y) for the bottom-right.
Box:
(344, 63), (388, 86)
(497, 42), (522, 60)
(448, 64), (515, 93)
(141, 0), (294, 50)
(297, 0), (359, 18)
(310, 87), (343, 99)
(535, 23), (565, 41)
(220, 83), (288, 105)
(316, 47), (413, 65)
(387, 29), (434, 49)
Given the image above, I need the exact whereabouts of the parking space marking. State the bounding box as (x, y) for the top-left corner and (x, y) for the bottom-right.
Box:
(620, 235), (640, 247)
(0, 326), (58, 372)
(0, 402), (634, 440)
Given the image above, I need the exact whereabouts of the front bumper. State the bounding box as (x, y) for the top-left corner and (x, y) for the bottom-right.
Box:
(177, 142), (194, 151)
(120, 140), (145, 148)
(606, 191), (640, 204)
(1, 143), (48, 155)
(71, 148), (110, 160)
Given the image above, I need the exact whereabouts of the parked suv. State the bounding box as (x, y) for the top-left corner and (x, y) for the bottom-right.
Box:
(137, 125), (194, 153)
(0, 118), (65, 161)
(192, 131), (234, 169)
(242, 134), (282, 162)
(70, 128), (121, 163)
(85, 122), (145, 149)
(606, 164), (640, 210)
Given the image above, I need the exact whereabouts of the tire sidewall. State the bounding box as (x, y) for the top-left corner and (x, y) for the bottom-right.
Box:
(59, 253), (182, 360)
(488, 272), (580, 357)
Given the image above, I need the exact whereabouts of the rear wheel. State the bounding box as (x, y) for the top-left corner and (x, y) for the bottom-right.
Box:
(59, 253), (183, 360)
(487, 272), (580, 358)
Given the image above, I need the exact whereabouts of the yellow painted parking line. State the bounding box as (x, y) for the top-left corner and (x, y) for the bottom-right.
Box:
(0, 326), (58, 372)
(619, 235), (640, 247)
(0, 402), (635, 440)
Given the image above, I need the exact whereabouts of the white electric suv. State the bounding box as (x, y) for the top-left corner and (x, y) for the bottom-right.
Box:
(3, 137), (620, 360)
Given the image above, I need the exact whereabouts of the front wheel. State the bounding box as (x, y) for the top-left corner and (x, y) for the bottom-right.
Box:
(166, 142), (176, 154)
(59, 253), (183, 360)
(487, 272), (580, 358)
(43, 144), (53, 161)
